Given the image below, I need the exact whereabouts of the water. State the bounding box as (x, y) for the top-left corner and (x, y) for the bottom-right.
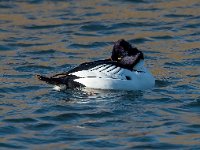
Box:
(0, 0), (200, 149)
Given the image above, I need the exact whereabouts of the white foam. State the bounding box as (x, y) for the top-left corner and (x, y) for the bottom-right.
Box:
(53, 85), (66, 91)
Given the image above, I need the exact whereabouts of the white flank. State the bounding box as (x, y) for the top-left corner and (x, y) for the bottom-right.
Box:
(68, 60), (155, 91)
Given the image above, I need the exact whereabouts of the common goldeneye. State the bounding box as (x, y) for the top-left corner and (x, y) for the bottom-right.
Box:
(37, 39), (155, 91)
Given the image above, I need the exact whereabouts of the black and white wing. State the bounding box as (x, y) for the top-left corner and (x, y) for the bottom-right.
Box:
(67, 59), (132, 80)
(37, 59), (133, 86)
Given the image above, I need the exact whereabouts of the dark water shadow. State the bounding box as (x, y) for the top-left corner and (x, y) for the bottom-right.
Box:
(155, 79), (172, 88)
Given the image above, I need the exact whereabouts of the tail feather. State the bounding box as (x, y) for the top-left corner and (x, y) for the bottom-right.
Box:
(36, 75), (65, 85)
(36, 74), (85, 89)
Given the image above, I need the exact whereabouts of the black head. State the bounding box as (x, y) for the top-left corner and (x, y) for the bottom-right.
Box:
(117, 39), (132, 51)
(111, 39), (134, 61)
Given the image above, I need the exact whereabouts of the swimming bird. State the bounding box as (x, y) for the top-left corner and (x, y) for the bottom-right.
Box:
(37, 39), (155, 91)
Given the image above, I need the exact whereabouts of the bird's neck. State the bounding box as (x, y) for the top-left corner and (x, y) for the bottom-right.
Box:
(133, 60), (146, 71)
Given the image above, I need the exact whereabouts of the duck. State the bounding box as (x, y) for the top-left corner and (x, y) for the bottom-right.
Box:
(37, 39), (155, 91)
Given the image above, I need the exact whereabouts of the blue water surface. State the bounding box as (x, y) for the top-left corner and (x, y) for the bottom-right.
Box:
(0, 0), (200, 149)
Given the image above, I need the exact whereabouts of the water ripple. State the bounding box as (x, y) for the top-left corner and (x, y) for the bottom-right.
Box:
(3, 118), (37, 123)
(81, 23), (109, 31)
(15, 65), (54, 73)
(0, 0), (200, 149)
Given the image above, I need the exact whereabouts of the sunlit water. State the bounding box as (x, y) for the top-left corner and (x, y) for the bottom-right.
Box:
(0, 0), (200, 149)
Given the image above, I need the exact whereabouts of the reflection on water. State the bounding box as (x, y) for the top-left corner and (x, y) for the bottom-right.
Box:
(0, 0), (200, 149)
